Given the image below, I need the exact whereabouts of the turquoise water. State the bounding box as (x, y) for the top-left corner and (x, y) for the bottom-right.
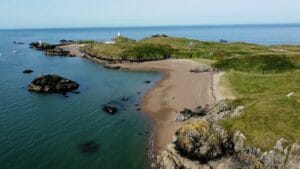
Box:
(1, 24), (300, 169)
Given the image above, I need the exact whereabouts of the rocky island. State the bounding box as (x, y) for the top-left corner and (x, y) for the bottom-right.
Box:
(28, 74), (79, 93)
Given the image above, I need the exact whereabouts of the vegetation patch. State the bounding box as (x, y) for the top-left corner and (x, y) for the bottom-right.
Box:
(120, 44), (173, 61)
(220, 71), (300, 151)
(213, 55), (296, 73)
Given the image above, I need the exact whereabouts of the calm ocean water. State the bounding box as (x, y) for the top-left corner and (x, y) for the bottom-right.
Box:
(1, 24), (300, 169)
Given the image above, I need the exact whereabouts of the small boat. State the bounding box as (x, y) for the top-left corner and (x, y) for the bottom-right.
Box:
(12, 50), (17, 53)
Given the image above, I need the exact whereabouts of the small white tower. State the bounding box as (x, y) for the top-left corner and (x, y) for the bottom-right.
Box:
(117, 32), (121, 37)
(38, 40), (42, 46)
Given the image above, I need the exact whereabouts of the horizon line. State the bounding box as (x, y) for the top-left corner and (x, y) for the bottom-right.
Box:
(1, 22), (300, 30)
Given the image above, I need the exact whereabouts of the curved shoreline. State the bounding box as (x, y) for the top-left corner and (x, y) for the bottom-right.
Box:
(59, 44), (214, 156)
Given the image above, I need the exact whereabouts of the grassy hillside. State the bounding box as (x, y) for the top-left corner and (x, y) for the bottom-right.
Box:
(81, 35), (300, 150)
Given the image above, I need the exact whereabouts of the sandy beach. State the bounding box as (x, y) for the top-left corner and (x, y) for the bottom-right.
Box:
(61, 44), (216, 153)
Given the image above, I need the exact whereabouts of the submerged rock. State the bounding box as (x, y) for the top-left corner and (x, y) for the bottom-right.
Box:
(28, 74), (79, 93)
(22, 69), (34, 74)
(102, 105), (118, 115)
(144, 80), (151, 84)
(79, 141), (99, 154)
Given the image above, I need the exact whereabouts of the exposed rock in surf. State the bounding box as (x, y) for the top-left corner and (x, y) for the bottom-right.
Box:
(28, 74), (79, 93)
(104, 64), (121, 70)
(79, 141), (99, 154)
(102, 105), (118, 115)
(22, 69), (34, 74)
(144, 80), (151, 84)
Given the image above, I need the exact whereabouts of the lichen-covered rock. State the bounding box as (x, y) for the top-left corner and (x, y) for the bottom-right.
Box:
(28, 75), (79, 93)
(175, 121), (233, 163)
(263, 138), (290, 169)
(286, 143), (300, 169)
(233, 130), (246, 152)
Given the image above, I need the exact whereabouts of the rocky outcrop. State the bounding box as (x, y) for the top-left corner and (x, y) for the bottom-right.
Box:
(29, 41), (72, 56)
(157, 101), (300, 169)
(28, 75), (79, 93)
(176, 106), (208, 122)
(175, 121), (233, 162)
(44, 48), (71, 56)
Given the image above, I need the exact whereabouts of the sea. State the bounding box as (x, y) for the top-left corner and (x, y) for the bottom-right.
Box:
(0, 24), (300, 169)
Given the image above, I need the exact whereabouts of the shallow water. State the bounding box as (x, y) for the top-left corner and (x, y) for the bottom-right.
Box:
(0, 31), (162, 169)
(1, 24), (300, 169)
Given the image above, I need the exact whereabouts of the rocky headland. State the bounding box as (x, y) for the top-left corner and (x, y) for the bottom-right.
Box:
(157, 101), (300, 169)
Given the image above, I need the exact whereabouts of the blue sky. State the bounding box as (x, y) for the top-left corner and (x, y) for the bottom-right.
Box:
(1, 0), (300, 28)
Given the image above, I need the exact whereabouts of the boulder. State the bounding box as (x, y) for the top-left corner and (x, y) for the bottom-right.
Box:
(233, 130), (246, 152)
(175, 121), (233, 163)
(23, 69), (34, 74)
(176, 106), (208, 122)
(28, 75), (79, 93)
(102, 105), (118, 115)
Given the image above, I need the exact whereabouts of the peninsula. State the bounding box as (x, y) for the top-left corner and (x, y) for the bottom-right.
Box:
(32, 35), (300, 169)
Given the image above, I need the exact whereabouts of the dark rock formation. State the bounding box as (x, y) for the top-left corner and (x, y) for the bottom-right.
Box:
(176, 106), (208, 122)
(79, 141), (99, 154)
(152, 34), (168, 38)
(29, 42), (55, 50)
(102, 105), (118, 115)
(22, 69), (34, 74)
(44, 48), (71, 56)
(28, 75), (79, 93)
(144, 80), (151, 84)
(29, 41), (71, 56)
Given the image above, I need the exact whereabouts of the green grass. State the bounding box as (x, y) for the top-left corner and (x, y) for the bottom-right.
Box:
(220, 71), (300, 151)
